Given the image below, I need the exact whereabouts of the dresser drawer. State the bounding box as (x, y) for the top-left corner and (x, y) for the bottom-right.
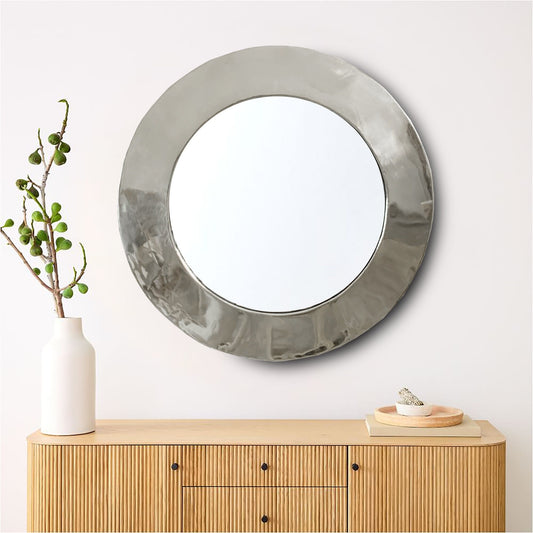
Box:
(183, 487), (347, 532)
(181, 445), (346, 486)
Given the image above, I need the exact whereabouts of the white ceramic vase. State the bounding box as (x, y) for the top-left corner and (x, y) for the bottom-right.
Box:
(41, 317), (95, 435)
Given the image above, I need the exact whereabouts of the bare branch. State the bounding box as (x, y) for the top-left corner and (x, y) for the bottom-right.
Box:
(27, 175), (42, 190)
(0, 228), (53, 291)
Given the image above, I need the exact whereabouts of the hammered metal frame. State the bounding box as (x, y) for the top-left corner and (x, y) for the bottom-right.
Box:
(119, 46), (433, 362)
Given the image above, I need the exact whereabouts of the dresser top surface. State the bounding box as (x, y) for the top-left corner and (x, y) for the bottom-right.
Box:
(27, 419), (505, 446)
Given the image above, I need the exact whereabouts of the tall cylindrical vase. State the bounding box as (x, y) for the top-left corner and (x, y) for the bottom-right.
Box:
(41, 317), (95, 435)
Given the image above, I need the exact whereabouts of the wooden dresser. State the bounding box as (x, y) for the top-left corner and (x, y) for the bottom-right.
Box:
(27, 419), (505, 532)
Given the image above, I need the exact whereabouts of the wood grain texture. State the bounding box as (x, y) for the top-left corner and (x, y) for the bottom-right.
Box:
(27, 419), (505, 447)
(181, 445), (346, 487)
(182, 487), (347, 532)
(27, 444), (180, 532)
(26, 421), (506, 533)
(166, 446), (182, 532)
(348, 443), (506, 532)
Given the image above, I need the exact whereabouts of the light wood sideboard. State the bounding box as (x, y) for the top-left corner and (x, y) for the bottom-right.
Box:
(27, 419), (505, 532)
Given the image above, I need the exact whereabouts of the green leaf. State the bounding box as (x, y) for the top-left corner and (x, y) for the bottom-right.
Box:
(55, 222), (67, 232)
(31, 211), (44, 222)
(45, 263), (54, 274)
(51, 202), (62, 214)
(30, 245), (43, 256)
(33, 267), (41, 275)
(48, 133), (60, 145)
(36, 229), (49, 242)
(53, 149), (67, 166)
(2, 219), (14, 228)
(15, 179), (28, 190)
(19, 234), (30, 245)
(77, 283), (88, 294)
(62, 287), (73, 299)
(50, 213), (61, 223)
(28, 150), (42, 165)
(56, 238), (72, 251)
(59, 142), (70, 153)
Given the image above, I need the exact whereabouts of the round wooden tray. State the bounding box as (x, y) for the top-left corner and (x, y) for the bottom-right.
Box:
(375, 405), (464, 428)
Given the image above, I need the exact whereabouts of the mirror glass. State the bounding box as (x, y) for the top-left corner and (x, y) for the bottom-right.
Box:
(169, 96), (385, 313)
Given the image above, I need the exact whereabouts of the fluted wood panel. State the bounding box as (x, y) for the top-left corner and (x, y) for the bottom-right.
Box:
(348, 444), (505, 532)
(27, 436), (505, 533)
(166, 446), (182, 532)
(181, 445), (346, 486)
(183, 487), (347, 532)
(27, 444), (180, 532)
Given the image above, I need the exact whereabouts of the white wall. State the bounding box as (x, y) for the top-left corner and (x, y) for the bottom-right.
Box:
(1, 1), (531, 531)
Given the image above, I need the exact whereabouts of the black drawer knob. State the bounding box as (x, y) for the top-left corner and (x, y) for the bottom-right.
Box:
(171, 463), (179, 471)
(261, 515), (268, 523)
(352, 463), (359, 471)
(261, 462), (268, 471)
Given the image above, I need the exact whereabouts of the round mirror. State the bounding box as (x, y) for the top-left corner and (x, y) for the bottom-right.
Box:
(119, 46), (433, 361)
(169, 96), (385, 313)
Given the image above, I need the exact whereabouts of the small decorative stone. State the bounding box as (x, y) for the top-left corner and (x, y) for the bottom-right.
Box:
(398, 387), (424, 406)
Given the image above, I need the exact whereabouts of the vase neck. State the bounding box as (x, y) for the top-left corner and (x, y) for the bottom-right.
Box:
(53, 317), (83, 337)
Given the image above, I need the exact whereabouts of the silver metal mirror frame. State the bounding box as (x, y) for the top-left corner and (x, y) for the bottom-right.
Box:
(119, 46), (433, 362)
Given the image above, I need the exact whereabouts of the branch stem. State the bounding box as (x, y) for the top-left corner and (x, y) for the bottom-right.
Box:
(59, 243), (87, 291)
(39, 100), (69, 317)
(0, 228), (53, 291)
(3, 100), (72, 318)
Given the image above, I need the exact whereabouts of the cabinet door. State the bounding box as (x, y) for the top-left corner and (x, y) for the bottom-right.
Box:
(27, 444), (182, 532)
(182, 487), (347, 532)
(348, 444), (505, 532)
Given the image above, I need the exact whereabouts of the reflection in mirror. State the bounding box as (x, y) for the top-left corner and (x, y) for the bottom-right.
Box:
(169, 96), (385, 313)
